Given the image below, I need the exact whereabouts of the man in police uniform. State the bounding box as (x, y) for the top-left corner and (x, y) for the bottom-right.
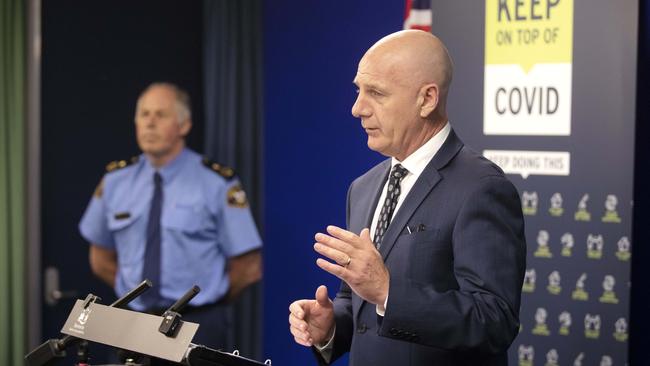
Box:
(79, 82), (262, 351)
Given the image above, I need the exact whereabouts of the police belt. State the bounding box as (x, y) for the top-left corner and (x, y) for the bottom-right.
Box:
(137, 297), (228, 317)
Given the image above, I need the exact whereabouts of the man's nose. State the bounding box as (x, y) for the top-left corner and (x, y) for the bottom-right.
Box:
(351, 94), (369, 118)
(144, 115), (158, 127)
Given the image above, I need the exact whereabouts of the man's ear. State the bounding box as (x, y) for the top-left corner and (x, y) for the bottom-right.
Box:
(180, 119), (193, 136)
(419, 83), (439, 118)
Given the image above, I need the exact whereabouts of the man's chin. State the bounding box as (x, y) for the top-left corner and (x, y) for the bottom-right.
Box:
(366, 139), (390, 156)
(140, 146), (166, 157)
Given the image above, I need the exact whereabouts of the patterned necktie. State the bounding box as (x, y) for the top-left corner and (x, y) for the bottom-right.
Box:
(373, 164), (408, 249)
(142, 172), (163, 307)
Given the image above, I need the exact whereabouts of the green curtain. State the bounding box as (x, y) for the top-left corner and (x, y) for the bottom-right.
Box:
(0, 0), (26, 363)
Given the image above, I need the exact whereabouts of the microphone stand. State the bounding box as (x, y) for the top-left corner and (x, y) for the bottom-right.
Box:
(158, 285), (201, 337)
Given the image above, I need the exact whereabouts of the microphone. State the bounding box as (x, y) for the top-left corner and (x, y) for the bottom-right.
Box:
(110, 279), (153, 308)
(158, 285), (201, 337)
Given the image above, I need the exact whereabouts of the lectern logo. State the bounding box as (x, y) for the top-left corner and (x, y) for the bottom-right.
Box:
(547, 270), (561, 295)
(518, 345), (534, 366)
(545, 349), (559, 366)
(574, 194), (591, 221)
(571, 273), (589, 301)
(586, 234), (603, 259)
(561, 232), (574, 257)
(558, 311), (572, 336)
(584, 314), (601, 339)
(532, 307), (550, 336)
(616, 236), (631, 261)
(77, 308), (91, 326)
(522, 191), (538, 215)
(549, 193), (564, 216)
(523, 268), (537, 293)
(614, 317), (628, 342)
(534, 230), (553, 258)
(69, 307), (92, 335)
(602, 194), (621, 223)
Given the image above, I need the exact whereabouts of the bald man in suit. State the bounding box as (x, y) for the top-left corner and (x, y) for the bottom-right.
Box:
(289, 30), (526, 366)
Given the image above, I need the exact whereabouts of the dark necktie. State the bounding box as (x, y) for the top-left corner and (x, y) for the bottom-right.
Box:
(373, 164), (408, 249)
(142, 172), (163, 307)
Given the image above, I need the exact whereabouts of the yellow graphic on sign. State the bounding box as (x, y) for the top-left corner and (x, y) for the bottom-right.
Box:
(485, 0), (574, 73)
(483, 0), (575, 137)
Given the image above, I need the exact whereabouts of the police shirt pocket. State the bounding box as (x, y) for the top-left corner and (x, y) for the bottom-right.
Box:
(106, 210), (143, 266)
(163, 204), (206, 233)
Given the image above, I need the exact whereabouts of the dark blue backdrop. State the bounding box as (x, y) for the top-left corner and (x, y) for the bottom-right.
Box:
(262, 1), (401, 364)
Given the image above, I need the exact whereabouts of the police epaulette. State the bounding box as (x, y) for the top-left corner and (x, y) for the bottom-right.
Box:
(202, 157), (235, 179)
(105, 156), (139, 173)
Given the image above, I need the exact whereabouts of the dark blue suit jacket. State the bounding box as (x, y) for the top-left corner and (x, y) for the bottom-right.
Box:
(320, 129), (526, 366)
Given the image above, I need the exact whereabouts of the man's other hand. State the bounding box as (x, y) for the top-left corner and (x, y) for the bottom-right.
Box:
(289, 285), (335, 347)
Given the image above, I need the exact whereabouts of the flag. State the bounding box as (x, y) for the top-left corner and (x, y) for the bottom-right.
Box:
(403, 0), (432, 32)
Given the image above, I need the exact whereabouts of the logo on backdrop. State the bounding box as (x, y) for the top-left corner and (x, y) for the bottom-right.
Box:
(523, 268), (536, 293)
(575, 193), (591, 221)
(573, 352), (585, 366)
(614, 317), (628, 342)
(599, 275), (619, 304)
(584, 314), (601, 339)
(484, 0), (574, 136)
(518, 345), (534, 366)
(561, 232), (574, 257)
(616, 236), (631, 261)
(532, 307), (551, 336)
(586, 234), (604, 259)
(600, 356), (613, 366)
(602, 194), (621, 223)
(545, 349), (559, 366)
(549, 192), (564, 216)
(522, 191), (539, 215)
(534, 230), (553, 258)
(558, 311), (572, 336)
(547, 270), (561, 295)
(572, 273), (589, 301)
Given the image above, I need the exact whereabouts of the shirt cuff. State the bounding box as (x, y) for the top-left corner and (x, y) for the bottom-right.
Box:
(315, 325), (336, 363)
(376, 292), (389, 317)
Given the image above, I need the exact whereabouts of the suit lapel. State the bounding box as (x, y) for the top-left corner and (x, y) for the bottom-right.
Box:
(377, 129), (464, 261)
(378, 167), (441, 260)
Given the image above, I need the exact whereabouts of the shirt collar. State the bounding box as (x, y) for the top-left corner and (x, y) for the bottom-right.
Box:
(391, 122), (451, 176)
(143, 147), (190, 183)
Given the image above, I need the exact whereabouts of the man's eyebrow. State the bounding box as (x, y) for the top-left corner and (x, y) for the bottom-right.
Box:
(364, 82), (387, 92)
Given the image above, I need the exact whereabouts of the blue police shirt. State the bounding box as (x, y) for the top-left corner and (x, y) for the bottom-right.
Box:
(79, 148), (262, 310)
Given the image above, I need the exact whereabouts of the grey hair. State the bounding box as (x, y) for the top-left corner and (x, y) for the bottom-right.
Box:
(136, 82), (192, 124)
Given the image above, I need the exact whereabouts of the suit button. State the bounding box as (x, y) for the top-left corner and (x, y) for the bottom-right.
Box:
(357, 323), (368, 333)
